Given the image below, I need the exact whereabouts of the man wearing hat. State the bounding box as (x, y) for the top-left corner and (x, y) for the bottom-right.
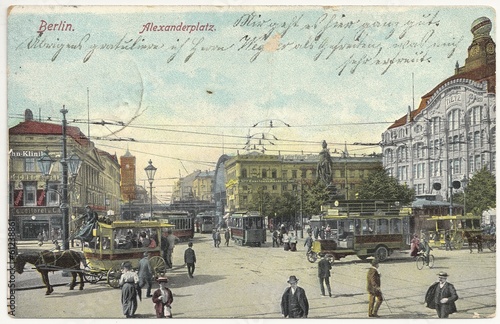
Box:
(152, 277), (174, 318)
(318, 253), (333, 297)
(138, 251), (153, 297)
(425, 272), (458, 318)
(366, 259), (383, 317)
(280, 275), (309, 318)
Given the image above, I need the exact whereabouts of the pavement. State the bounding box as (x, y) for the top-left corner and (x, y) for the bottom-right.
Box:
(9, 233), (497, 320)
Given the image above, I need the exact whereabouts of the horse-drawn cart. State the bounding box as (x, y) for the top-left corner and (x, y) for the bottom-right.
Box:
(82, 220), (174, 288)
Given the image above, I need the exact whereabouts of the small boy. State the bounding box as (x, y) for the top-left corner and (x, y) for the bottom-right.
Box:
(184, 241), (196, 278)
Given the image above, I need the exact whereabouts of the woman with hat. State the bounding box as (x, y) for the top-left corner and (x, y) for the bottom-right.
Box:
(280, 275), (309, 318)
(425, 272), (458, 318)
(152, 277), (174, 318)
(118, 261), (140, 318)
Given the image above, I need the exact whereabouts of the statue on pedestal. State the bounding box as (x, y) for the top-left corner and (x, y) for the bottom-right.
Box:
(317, 140), (333, 186)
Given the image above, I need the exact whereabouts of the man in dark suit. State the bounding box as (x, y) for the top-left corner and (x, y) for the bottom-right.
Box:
(367, 259), (383, 317)
(281, 275), (309, 318)
(318, 253), (333, 297)
(425, 272), (458, 318)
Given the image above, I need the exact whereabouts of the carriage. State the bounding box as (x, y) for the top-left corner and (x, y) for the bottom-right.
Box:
(82, 220), (174, 288)
(424, 214), (482, 250)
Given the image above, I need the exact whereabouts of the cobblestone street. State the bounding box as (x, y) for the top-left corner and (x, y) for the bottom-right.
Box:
(11, 232), (496, 319)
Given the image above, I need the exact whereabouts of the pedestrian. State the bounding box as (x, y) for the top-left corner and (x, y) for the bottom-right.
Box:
(304, 232), (313, 254)
(224, 228), (230, 246)
(280, 275), (309, 318)
(313, 226), (319, 240)
(119, 261), (139, 318)
(325, 224), (332, 239)
(184, 241), (196, 278)
(425, 271), (458, 318)
(272, 229), (279, 247)
(152, 277), (174, 318)
(212, 229), (218, 247)
(289, 233), (297, 251)
(367, 259), (383, 318)
(165, 229), (179, 268)
(444, 231), (453, 251)
(318, 253), (332, 297)
(410, 233), (420, 257)
(283, 233), (290, 251)
(138, 251), (153, 298)
(37, 232), (44, 246)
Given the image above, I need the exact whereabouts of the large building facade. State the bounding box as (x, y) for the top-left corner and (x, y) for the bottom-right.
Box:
(9, 110), (121, 240)
(381, 17), (496, 200)
(224, 151), (382, 212)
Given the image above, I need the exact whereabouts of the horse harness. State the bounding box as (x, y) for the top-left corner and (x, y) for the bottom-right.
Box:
(36, 250), (81, 271)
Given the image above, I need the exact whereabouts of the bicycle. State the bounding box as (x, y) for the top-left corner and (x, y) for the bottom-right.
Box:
(416, 252), (434, 270)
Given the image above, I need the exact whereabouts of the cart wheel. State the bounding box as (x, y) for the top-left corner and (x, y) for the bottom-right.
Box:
(374, 246), (389, 262)
(149, 256), (167, 278)
(107, 264), (122, 288)
(307, 252), (318, 263)
(83, 266), (103, 284)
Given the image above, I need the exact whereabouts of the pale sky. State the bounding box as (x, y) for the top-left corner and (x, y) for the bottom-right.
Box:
(4, 1), (497, 201)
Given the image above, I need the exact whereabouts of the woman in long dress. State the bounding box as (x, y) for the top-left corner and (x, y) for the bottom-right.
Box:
(119, 261), (139, 318)
(410, 234), (420, 257)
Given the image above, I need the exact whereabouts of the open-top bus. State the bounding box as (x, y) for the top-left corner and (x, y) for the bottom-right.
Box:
(307, 200), (411, 262)
(228, 211), (266, 246)
(152, 210), (195, 241)
(82, 220), (174, 288)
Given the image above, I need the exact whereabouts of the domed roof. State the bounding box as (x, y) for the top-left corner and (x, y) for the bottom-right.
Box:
(471, 17), (492, 39)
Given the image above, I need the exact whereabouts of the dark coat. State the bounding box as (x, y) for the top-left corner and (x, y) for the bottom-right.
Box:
(281, 286), (309, 318)
(318, 258), (332, 278)
(184, 247), (196, 264)
(152, 287), (174, 318)
(425, 282), (458, 315)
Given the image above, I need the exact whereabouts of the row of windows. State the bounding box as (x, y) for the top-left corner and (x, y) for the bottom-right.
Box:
(383, 106), (488, 142)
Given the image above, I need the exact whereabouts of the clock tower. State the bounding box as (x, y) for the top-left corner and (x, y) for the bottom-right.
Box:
(464, 17), (495, 71)
(120, 148), (136, 202)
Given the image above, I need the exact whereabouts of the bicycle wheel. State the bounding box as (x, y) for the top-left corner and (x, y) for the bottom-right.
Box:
(428, 255), (435, 268)
(416, 256), (425, 270)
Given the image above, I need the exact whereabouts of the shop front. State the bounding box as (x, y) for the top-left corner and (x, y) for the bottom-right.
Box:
(11, 206), (63, 241)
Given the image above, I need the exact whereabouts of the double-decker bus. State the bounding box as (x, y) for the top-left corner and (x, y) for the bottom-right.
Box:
(151, 210), (194, 241)
(195, 212), (216, 233)
(308, 200), (411, 262)
(228, 211), (266, 246)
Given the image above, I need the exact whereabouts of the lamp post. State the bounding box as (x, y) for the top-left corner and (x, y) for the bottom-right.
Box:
(461, 175), (469, 216)
(37, 108), (82, 250)
(144, 159), (157, 221)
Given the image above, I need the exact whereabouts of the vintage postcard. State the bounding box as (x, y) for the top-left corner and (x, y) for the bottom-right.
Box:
(4, 1), (497, 321)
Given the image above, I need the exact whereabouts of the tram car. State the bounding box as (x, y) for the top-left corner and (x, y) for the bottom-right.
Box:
(152, 210), (195, 241)
(195, 212), (216, 233)
(228, 211), (266, 246)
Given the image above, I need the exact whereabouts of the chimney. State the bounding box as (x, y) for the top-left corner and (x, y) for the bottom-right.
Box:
(25, 109), (33, 121)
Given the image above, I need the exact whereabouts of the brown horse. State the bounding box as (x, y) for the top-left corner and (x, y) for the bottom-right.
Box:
(14, 250), (85, 295)
(462, 231), (483, 253)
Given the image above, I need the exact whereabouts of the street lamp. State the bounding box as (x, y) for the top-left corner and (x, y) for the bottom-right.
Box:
(37, 107), (82, 250)
(461, 175), (469, 215)
(144, 159), (157, 221)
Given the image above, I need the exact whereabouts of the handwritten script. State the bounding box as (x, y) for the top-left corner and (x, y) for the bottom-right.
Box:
(14, 10), (464, 75)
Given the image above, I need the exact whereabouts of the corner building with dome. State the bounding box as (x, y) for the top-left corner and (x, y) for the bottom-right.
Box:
(380, 17), (496, 202)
